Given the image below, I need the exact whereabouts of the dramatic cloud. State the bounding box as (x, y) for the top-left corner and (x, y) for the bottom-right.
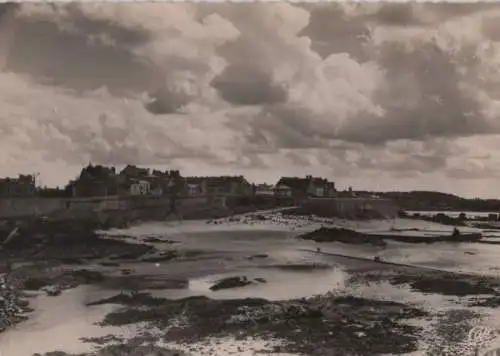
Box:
(3, 2), (500, 196)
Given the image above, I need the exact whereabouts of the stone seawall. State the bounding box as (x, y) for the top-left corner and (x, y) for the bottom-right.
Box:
(0, 196), (210, 221)
(303, 197), (399, 219)
(0, 197), (65, 218)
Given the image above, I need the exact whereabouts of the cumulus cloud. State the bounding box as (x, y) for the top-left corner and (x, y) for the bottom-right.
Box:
(3, 2), (500, 196)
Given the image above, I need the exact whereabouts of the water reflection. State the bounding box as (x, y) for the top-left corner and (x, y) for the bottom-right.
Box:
(178, 267), (348, 301)
(0, 286), (137, 356)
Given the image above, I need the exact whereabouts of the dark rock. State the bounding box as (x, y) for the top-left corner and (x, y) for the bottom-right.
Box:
(262, 263), (332, 271)
(143, 236), (163, 243)
(96, 292), (427, 356)
(99, 261), (120, 267)
(109, 251), (148, 260)
(87, 292), (165, 307)
(23, 277), (49, 291)
(248, 254), (268, 260)
(141, 250), (178, 263)
(300, 227), (386, 246)
(210, 276), (252, 291)
(300, 226), (481, 245)
(390, 275), (496, 296)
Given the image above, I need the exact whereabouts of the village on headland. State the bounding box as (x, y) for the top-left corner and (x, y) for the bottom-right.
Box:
(2, 163), (500, 225)
(0, 163), (394, 224)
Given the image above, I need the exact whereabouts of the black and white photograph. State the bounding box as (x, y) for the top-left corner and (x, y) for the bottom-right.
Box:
(2, 2), (500, 355)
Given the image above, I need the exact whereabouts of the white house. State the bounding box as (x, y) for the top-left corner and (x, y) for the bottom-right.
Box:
(130, 180), (150, 195)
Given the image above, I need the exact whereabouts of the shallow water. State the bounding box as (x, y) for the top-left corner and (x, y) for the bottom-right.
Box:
(157, 267), (348, 301)
(5, 216), (500, 355)
(0, 286), (138, 356)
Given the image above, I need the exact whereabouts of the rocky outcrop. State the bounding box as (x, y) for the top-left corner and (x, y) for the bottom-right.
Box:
(0, 218), (155, 263)
(372, 232), (482, 244)
(209, 276), (253, 291)
(300, 227), (386, 246)
(300, 227), (482, 245)
(140, 250), (178, 263)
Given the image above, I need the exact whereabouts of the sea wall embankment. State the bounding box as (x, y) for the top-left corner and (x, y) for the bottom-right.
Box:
(302, 197), (399, 219)
(0, 195), (211, 222)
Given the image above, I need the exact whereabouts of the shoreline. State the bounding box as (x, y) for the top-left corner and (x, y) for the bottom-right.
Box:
(2, 212), (500, 355)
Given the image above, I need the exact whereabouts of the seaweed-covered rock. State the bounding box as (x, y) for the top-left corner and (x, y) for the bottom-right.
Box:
(210, 276), (253, 291)
(299, 227), (386, 246)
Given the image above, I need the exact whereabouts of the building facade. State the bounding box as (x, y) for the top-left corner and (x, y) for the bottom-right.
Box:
(130, 180), (151, 195)
(185, 176), (252, 197)
(275, 175), (336, 200)
(255, 184), (275, 197)
(0, 175), (36, 196)
(274, 184), (293, 197)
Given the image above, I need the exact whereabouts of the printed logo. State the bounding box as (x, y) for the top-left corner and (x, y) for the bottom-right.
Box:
(467, 326), (500, 356)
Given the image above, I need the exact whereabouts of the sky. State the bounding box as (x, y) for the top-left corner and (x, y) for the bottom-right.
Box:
(2, 3), (500, 198)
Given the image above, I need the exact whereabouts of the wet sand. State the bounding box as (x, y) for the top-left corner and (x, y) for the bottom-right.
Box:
(3, 215), (500, 355)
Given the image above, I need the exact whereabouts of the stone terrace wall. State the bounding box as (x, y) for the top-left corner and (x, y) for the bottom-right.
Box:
(303, 197), (399, 219)
(0, 197), (65, 218)
(0, 195), (211, 220)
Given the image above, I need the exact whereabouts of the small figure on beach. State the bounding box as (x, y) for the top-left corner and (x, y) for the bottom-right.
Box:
(316, 247), (321, 253)
(452, 227), (461, 236)
(374, 256), (381, 262)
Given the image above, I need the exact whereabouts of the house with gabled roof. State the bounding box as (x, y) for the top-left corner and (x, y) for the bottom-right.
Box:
(275, 175), (336, 200)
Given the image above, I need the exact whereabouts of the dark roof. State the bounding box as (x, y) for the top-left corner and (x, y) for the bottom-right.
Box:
(277, 176), (334, 191)
(311, 177), (328, 185)
(186, 176), (249, 185)
(119, 165), (149, 177)
(277, 177), (310, 191)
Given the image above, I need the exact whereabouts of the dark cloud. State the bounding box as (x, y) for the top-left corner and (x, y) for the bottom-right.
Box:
(371, 3), (499, 27)
(6, 4), (210, 116)
(370, 4), (421, 27)
(430, 3), (499, 19)
(63, 4), (152, 47)
(218, 3), (500, 155)
(144, 86), (191, 115)
(210, 16), (291, 107)
(346, 41), (487, 144)
(241, 105), (329, 151)
(250, 39), (489, 149)
(6, 6), (156, 96)
(5, 2), (500, 177)
(300, 4), (371, 61)
(211, 64), (287, 106)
